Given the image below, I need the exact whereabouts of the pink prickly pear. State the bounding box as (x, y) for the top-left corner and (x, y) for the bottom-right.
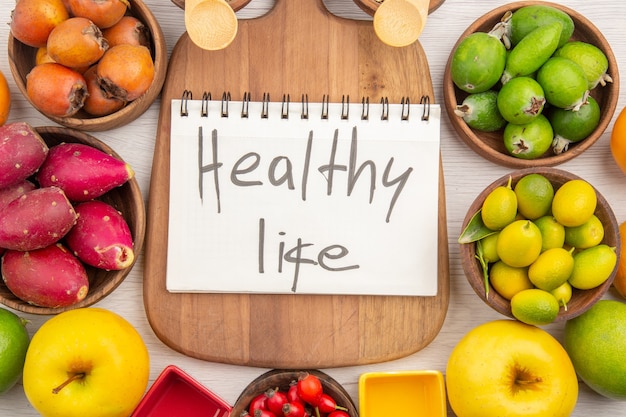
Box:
(0, 122), (49, 188)
(1, 243), (89, 308)
(65, 200), (134, 270)
(0, 179), (36, 209)
(0, 186), (77, 251)
(37, 142), (134, 202)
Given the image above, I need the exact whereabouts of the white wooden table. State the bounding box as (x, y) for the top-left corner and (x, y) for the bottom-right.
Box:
(1, 1), (625, 415)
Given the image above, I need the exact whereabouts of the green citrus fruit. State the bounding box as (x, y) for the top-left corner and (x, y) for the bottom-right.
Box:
(554, 41), (612, 89)
(564, 300), (626, 399)
(0, 307), (30, 394)
(503, 114), (553, 159)
(479, 232), (500, 263)
(489, 261), (533, 300)
(564, 214), (604, 249)
(552, 179), (597, 227)
(511, 288), (560, 325)
(454, 90), (507, 132)
(528, 247), (574, 291)
(536, 56), (589, 110)
(550, 281), (572, 311)
(481, 184), (518, 231)
(497, 219), (543, 267)
(514, 173), (554, 220)
(451, 32), (507, 94)
(497, 76), (546, 124)
(568, 244), (617, 290)
(533, 215), (565, 251)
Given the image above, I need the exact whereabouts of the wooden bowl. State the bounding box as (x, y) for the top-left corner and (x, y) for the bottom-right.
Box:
(7, 0), (167, 132)
(0, 126), (146, 315)
(443, 1), (619, 168)
(231, 369), (359, 417)
(459, 167), (620, 322)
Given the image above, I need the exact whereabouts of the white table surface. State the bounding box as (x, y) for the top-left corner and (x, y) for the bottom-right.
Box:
(1, 0), (625, 415)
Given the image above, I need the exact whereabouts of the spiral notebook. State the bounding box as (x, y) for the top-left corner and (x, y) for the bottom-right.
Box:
(166, 92), (440, 296)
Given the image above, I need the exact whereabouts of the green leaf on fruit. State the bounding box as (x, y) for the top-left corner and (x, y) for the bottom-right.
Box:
(458, 209), (496, 244)
(475, 239), (491, 299)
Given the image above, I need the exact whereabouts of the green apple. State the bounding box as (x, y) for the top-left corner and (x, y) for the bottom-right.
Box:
(564, 300), (626, 399)
(446, 319), (578, 417)
(23, 307), (150, 417)
(0, 307), (30, 394)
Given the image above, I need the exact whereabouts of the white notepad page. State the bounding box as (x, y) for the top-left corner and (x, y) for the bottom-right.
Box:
(167, 96), (440, 296)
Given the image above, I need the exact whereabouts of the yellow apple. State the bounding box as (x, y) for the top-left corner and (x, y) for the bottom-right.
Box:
(446, 319), (578, 417)
(23, 307), (150, 417)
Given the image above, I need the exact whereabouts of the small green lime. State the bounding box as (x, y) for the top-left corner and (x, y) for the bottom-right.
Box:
(550, 281), (573, 311)
(533, 215), (565, 251)
(454, 90), (506, 132)
(564, 214), (605, 249)
(514, 173), (554, 220)
(481, 184), (518, 231)
(0, 307), (30, 394)
(503, 114), (553, 159)
(451, 32), (507, 94)
(528, 247), (574, 291)
(489, 261), (533, 300)
(479, 232), (500, 263)
(569, 244), (617, 290)
(511, 288), (560, 325)
(497, 219), (543, 267)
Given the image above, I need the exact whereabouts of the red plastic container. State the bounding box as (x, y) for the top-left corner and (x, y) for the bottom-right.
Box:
(131, 365), (232, 417)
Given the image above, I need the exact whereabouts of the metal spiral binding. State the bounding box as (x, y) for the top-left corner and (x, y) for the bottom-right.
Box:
(261, 92), (270, 119)
(401, 97), (410, 121)
(241, 92), (250, 118)
(184, 91), (431, 122)
(301, 94), (309, 119)
(361, 96), (369, 120)
(341, 95), (349, 120)
(380, 97), (389, 120)
(420, 95), (430, 121)
(281, 94), (290, 119)
(180, 90), (192, 117)
(201, 91), (211, 117)
(221, 92), (231, 117)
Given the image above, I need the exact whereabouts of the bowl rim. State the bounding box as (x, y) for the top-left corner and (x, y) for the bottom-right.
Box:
(6, 0), (167, 132)
(443, 0), (620, 168)
(459, 167), (620, 322)
(0, 126), (146, 315)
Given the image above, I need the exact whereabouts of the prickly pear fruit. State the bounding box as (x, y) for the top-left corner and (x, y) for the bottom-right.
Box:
(0, 186), (77, 251)
(65, 200), (134, 270)
(0, 122), (49, 189)
(1, 243), (89, 308)
(0, 179), (36, 209)
(37, 142), (134, 202)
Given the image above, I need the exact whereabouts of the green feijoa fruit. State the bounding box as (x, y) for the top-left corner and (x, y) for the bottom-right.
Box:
(503, 114), (553, 159)
(549, 96), (601, 154)
(496, 77), (545, 124)
(450, 32), (507, 94)
(454, 90), (506, 132)
(509, 4), (575, 47)
(501, 21), (562, 84)
(554, 41), (613, 89)
(537, 56), (589, 110)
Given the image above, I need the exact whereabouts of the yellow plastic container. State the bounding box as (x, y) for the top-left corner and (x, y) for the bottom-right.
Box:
(359, 370), (447, 417)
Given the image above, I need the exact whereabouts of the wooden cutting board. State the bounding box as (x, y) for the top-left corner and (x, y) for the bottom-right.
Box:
(143, 0), (449, 368)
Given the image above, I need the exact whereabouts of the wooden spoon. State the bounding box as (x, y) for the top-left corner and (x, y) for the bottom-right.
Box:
(184, 0), (238, 50)
(373, 0), (429, 47)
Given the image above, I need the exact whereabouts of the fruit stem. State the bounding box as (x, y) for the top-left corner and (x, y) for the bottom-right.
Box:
(52, 372), (86, 394)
